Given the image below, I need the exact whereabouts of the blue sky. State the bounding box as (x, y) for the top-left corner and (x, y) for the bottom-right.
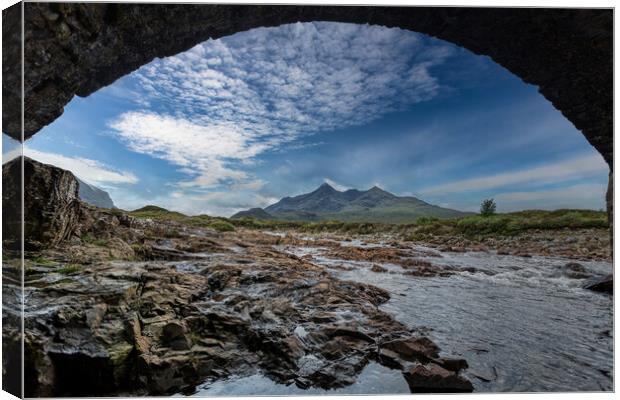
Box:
(3, 22), (609, 216)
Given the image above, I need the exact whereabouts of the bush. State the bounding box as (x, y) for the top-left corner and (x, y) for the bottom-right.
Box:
(456, 215), (514, 235)
(208, 220), (235, 232)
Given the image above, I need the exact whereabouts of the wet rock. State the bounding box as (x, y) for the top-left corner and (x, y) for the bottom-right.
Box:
(382, 337), (439, 362)
(559, 262), (591, 279)
(584, 274), (613, 294)
(403, 363), (473, 393)
(161, 321), (191, 350)
(371, 264), (387, 273)
(434, 357), (468, 372)
(378, 348), (404, 369)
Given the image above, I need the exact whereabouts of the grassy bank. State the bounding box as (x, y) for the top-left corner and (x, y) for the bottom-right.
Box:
(129, 205), (235, 232)
(128, 205), (607, 238)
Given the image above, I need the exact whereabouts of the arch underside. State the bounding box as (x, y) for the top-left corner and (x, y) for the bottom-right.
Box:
(3, 4), (612, 169)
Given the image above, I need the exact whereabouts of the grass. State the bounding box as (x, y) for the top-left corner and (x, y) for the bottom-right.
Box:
(30, 256), (57, 265)
(127, 205), (608, 238)
(129, 206), (236, 232)
(207, 220), (235, 232)
(129, 205), (218, 228)
(57, 264), (82, 275)
(453, 210), (608, 235)
(81, 233), (109, 246)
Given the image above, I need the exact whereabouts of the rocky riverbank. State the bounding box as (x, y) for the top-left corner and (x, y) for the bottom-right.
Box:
(2, 158), (473, 396)
(4, 225), (474, 396)
(415, 229), (611, 262)
(274, 228), (611, 262)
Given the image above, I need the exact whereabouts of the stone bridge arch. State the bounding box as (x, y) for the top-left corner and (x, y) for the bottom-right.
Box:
(2, 3), (613, 212)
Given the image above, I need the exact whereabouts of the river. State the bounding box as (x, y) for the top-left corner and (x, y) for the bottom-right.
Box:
(194, 238), (613, 395)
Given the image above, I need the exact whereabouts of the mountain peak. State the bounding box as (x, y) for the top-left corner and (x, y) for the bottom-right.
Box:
(240, 183), (470, 223)
(316, 182), (339, 192)
(366, 185), (395, 196)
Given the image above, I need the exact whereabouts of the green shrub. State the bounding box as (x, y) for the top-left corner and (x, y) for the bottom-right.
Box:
(208, 220), (235, 232)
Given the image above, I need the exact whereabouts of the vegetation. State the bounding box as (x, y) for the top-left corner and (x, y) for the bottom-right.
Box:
(57, 264), (82, 275)
(128, 205), (607, 239)
(409, 209), (608, 239)
(129, 205), (218, 228)
(30, 256), (57, 265)
(208, 220), (236, 232)
(480, 199), (497, 217)
(81, 233), (108, 246)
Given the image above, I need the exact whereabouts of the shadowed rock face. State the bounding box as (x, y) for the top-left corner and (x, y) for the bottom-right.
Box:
(2, 4), (612, 170)
(3, 157), (81, 250)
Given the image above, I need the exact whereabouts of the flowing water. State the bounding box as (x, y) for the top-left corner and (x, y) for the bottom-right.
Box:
(195, 239), (613, 395)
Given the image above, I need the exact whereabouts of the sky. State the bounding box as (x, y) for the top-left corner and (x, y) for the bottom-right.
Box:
(2, 22), (609, 216)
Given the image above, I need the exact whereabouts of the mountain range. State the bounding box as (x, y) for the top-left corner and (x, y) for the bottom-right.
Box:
(232, 183), (469, 223)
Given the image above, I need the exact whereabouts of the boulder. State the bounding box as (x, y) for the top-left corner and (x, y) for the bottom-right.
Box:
(371, 264), (387, 273)
(382, 337), (439, 361)
(403, 363), (473, 393)
(560, 262), (591, 279)
(4, 157), (82, 249)
(584, 274), (613, 294)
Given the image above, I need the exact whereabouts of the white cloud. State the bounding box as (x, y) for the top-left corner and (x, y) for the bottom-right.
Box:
(323, 178), (350, 191)
(494, 184), (606, 211)
(108, 22), (454, 192)
(230, 179), (266, 191)
(420, 153), (609, 195)
(24, 148), (138, 186)
(111, 187), (278, 217)
(109, 111), (267, 188)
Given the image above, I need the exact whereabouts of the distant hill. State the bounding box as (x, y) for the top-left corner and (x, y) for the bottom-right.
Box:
(231, 183), (470, 223)
(76, 178), (115, 208)
(232, 207), (274, 220)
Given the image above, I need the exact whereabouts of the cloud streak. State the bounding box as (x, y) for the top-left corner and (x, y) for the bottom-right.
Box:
(495, 184), (606, 211)
(24, 148), (138, 186)
(420, 153), (608, 195)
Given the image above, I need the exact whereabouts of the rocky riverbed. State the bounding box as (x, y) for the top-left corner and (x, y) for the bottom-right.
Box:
(3, 224), (476, 397)
(4, 224), (613, 396)
(194, 231), (613, 395)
